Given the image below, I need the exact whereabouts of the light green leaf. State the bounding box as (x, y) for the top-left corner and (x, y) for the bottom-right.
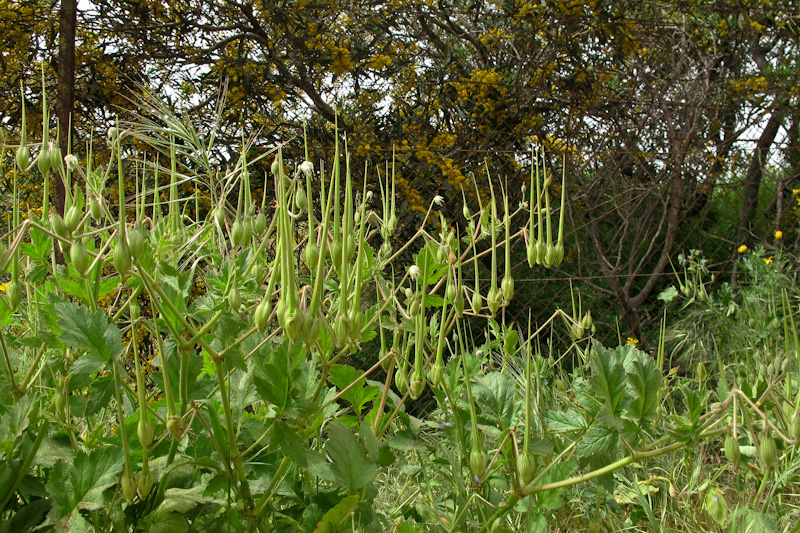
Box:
(273, 420), (308, 468)
(46, 447), (124, 517)
(326, 422), (377, 493)
(541, 410), (587, 433)
(474, 372), (521, 431)
(623, 348), (660, 424)
(704, 486), (728, 527)
(313, 494), (359, 533)
(589, 348), (629, 428)
(54, 302), (124, 375)
(576, 424), (619, 457)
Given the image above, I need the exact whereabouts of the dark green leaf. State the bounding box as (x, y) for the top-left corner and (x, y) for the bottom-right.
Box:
(623, 348), (660, 425)
(273, 420), (308, 467)
(54, 303), (124, 375)
(541, 410), (587, 433)
(576, 424), (620, 457)
(46, 447), (124, 516)
(589, 348), (629, 428)
(474, 372), (521, 430)
(313, 494), (359, 533)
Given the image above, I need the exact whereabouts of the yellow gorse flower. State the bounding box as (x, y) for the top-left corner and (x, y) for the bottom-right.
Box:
(738, 244), (747, 253)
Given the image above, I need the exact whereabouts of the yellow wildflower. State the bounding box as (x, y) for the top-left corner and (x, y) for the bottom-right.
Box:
(764, 256), (773, 264)
(775, 230), (783, 240)
(738, 245), (747, 253)
(626, 337), (639, 345)
(0, 282), (9, 292)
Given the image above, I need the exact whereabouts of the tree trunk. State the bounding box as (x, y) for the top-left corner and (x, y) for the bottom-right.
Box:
(737, 103), (786, 242)
(55, 0), (78, 217)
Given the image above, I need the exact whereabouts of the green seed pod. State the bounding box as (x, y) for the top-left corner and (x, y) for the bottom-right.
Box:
(114, 240), (131, 278)
(535, 240), (546, 265)
(445, 282), (457, 304)
(7, 280), (22, 311)
(49, 143), (62, 171)
(254, 298), (271, 333)
(758, 362), (767, 377)
(790, 416), (800, 443)
(330, 239), (343, 268)
(231, 219), (244, 246)
(553, 243), (564, 267)
(64, 205), (82, 234)
(305, 242), (320, 270)
(570, 323), (584, 341)
(453, 292), (465, 317)
(395, 366), (408, 394)
(53, 390), (66, 419)
(302, 315), (321, 347)
(428, 361), (444, 388)
(241, 218), (253, 245)
(696, 362), (708, 383)
(214, 207), (226, 226)
(437, 245), (448, 264)
(767, 362), (775, 376)
(334, 315), (349, 346)
(137, 416), (155, 448)
(90, 198), (103, 221)
(724, 435), (740, 466)
(166, 416), (183, 440)
(254, 211), (267, 235)
(51, 213), (68, 239)
(386, 215), (397, 237)
(487, 288), (501, 317)
(228, 287), (242, 312)
(379, 240), (391, 260)
(470, 449), (487, 480)
(70, 238), (90, 277)
(121, 475), (138, 504)
(581, 311), (593, 330)
(127, 223), (145, 260)
(252, 263), (266, 285)
(295, 187), (308, 211)
(38, 145), (52, 175)
(285, 310), (305, 342)
(344, 235), (356, 263)
(759, 436), (777, 470)
(409, 298), (420, 317)
(527, 244), (537, 268)
(137, 468), (153, 500)
(544, 244), (556, 268)
(409, 371), (425, 400)
(130, 301), (141, 321)
(501, 275), (514, 302)
(471, 291), (482, 314)
(16, 144), (30, 172)
(348, 309), (363, 341)
(517, 451), (537, 484)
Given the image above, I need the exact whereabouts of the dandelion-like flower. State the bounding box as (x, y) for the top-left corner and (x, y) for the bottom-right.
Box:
(0, 282), (9, 292)
(775, 230), (783, 240)
(764, 256), (773, 265)
(737, 244), (747, 253)
(626, 337), (639, 345)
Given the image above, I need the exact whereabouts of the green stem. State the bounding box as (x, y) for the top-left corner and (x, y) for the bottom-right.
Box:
(248, 456), (294, 532)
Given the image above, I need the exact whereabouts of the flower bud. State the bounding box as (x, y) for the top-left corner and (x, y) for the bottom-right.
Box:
(553, 243), (564, 266)
(65, 154), (79, 170)
(130, 301), (141, 321)
(453, 292), (465, 317)
(581, 311), (592, 330)
(759, 436), (777, 470)
(231, 219), (244, 245)
(302, 315), (321, 347)
(241, 217), (253, 245)
(445, 282), (457, 304)
(487, 288), (501, 316)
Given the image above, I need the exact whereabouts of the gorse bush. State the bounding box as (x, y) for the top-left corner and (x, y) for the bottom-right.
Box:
(1, 87), (800, 532)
